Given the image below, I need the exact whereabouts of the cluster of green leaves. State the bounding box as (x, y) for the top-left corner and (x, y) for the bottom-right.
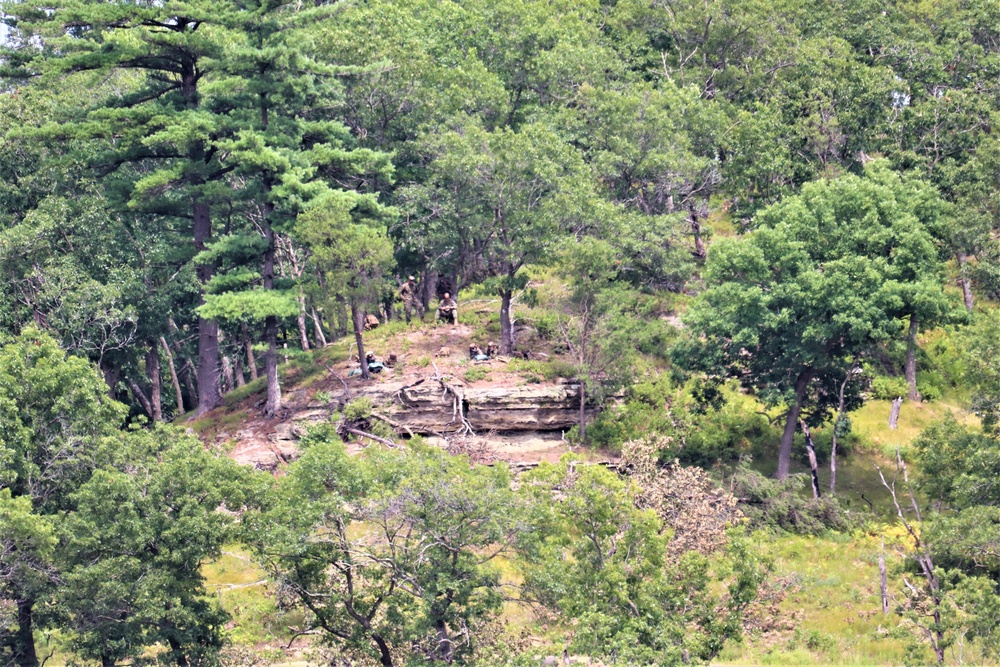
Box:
(0, 329), (258, 666)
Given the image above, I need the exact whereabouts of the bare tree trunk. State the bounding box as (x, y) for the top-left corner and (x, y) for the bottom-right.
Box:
(234, 352), (245, 388)
(263, 222), (281, 416)
(160, 336), (185, 416)
(183, 359), (198, 411)
(297, 293), (310, 352)
(777, 369), (812, 479)
(14, 598), (38, 667)
(221, 354), (234, 394)
(889, 397), (903, 430)
(958, 252), (974, 312)
(127, 378), (154, 420)
(799, 420), (821, 499)
(242, 323), (258, 381)
(579, 382), (586, 443)
(830, 365), (855, 494)
(146, 340), (161, 422)
(499, 289), (514, 355)
(905, 313), (920, 402)
(690, 207), (706, 259)
(193, 198), (220, 416)
(421, 269), (438, 313)
(101, 360), (120, 399)
(311, 307), (328, 347)
(352, 302), (370, 379)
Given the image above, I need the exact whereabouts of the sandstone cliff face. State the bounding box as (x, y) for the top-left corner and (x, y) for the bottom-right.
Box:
(223, 378), (585, 469)
(385, 380), (583, 433)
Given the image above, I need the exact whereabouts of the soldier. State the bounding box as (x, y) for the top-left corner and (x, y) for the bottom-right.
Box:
(469, 344), (482, 359)
(436, 292), (458, 325)
(398, 275), (421, 323)
(363, 313), (380, 331)
(365, 351), (384, 373)
(486, 341), (498, 358)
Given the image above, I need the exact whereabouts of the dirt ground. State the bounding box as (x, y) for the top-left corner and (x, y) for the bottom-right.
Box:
(205, 320), (611, 469)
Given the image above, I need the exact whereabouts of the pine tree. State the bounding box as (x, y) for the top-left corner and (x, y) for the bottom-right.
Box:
(197, 1), (393, 414)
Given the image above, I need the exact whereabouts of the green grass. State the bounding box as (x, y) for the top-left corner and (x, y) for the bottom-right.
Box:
(851, 396), (976, 457)
(203, 548), (300, 647)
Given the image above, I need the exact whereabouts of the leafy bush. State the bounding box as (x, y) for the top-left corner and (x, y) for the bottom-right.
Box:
(464, 368), (489, 383)
(869, 374), (908, 400)
(526, 310), (560, 340)
(727, 465), (855, 534)
(343, 396), (374, 421)
(587, 376), (775, 462)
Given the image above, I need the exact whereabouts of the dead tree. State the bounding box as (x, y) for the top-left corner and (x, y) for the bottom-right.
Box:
(799, 420), (821, 499)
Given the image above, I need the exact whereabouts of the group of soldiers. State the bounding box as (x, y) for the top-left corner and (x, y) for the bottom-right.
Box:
(469, 342), (498, 361)
(398, 275), (458, 325)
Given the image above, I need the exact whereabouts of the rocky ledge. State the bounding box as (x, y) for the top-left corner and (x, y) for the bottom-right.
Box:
(224, 377), (586, 469)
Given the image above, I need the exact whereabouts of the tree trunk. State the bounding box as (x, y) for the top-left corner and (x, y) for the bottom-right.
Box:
(578, 382), (586, 443)
(242, 323), (258, 381)
(296, 293), (310, 351)
(421, 269), (438, 313)
(160, 336), (184, 416)
(499, 288), (514, 355)
(830, 366), (854, 495)
(14, 598), (38, 667)
(889, 397), (903, 430)
(263, 222), (281, 417)
(373, 634), (394, 667)
(193, 198), (220, 416)
(221, 354), (234, 394)
(958, 252), (974, 312)
(311, 307), (328, 347)
(905, 313), (920, 402)
(352, 302), (370, 379)
(101, 360), (120, 398)
(799, 420), (821, 499)
(690, 207), (706, 259)
(183, 359), (198, 411)
(145, 340), (162, 422)
(127, 378), (154, 420)
(234, 352), (245, 388)
(777, 369), (812, 479)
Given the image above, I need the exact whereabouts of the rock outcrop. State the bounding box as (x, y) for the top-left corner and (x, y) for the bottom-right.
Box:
(225, 376), (586, 470)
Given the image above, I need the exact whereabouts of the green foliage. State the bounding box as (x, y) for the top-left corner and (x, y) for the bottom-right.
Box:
(464, 367), (489, 383)
(58, 427), (260, 666)
(727, 466), (855, 534)
(587, 377), (775, 463)
(518, 458), (768, 665)
(242, 431), (521, 666)
(869, 374), (909, 401)
(342, 396), (375, 422)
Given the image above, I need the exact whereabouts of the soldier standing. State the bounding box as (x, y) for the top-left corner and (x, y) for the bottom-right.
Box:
(398, 276), (421, 323)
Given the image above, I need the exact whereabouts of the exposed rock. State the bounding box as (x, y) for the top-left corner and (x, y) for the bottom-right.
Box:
(226, 375), (588, 468)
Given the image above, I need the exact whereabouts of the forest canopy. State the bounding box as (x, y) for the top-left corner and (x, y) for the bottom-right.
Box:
(3, 0), (1000, 665)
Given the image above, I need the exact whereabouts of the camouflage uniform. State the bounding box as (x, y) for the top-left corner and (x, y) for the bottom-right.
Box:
(437, 295), (458, 325)
(398, 278), (421, 323)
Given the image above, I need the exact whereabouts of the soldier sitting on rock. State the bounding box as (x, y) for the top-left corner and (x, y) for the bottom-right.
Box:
(486, 341), (499, 358)
(469, 344), (490, 362)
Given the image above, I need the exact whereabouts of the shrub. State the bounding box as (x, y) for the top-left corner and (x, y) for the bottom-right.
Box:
(464, 368), (489, 383)
(727, 465), (855, 534)
(869, 374), (908, 400)
(343, 397), (374, 421)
